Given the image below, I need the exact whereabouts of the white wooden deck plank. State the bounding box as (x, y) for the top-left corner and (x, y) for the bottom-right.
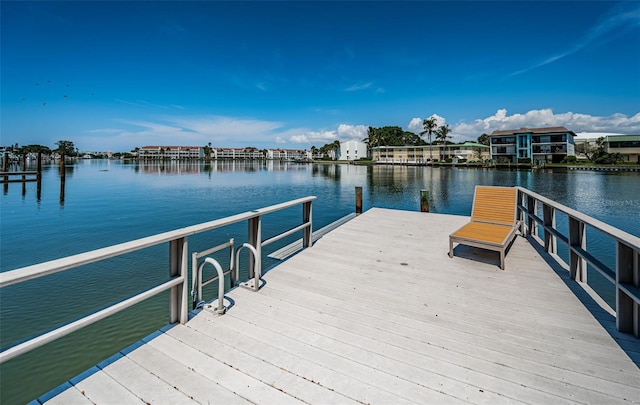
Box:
(191, 310), (470, 404)
(289, 247), (614, 332)
(279, 223), (631, 330)
(204, 308), (533, 405)
(126, 341), (252, 405)
(144, 328), (303, 405)
(310, 223), (606, 311)
(232, 285), (640, 403)
(269, 256), (623, 354)
(101, 356), (194, 404)
(258, 279), (640, 389)
(163, 325), (360, 405)
(73, 369), (145, 404)
(179, 313), (418, 405)
(45, 388), (94, 405)
(263, 264), (635, 371)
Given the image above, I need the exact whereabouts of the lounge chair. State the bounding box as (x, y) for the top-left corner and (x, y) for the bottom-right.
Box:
(449, 186), (518, 270)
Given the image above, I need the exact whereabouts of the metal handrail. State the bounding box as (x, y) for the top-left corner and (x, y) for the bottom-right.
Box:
(0, 196), (316, 364)
(516, 186), (639, 337)
(0, 277), (183, 364)
(191, 239), (235, 309)
(235, 243), (260, 291)
(199, 258), (226, 315)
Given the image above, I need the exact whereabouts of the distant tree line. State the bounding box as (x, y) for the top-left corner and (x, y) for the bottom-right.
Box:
(3, 140), (77, 157)
(362, 117), (490, 156)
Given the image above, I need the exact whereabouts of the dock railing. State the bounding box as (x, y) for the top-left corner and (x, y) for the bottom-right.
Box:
(516, 186), (640, 337)
(0, 196), (315, 363)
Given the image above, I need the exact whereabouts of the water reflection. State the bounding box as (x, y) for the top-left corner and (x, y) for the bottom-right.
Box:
(120, 159), (323, 175)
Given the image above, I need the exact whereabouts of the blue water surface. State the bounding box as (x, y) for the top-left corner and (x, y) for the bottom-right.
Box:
(1, 160), (639, 404)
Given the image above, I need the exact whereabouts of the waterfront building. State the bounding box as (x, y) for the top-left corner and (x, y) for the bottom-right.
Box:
(212, 147), (263, 159)
(338, 140), (368, 161)
(267, 149), (309, 160)
(139, 145), (203, 160)
(574, 134), (640, 163)
(451, 142), (491, 162)
(371, 142), (489, 163)
(489, 126), (576, 164)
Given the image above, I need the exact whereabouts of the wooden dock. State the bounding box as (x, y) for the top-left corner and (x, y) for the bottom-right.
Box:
(38, 208), (640, 404)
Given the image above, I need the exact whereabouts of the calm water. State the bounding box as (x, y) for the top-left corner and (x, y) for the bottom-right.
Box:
(1, 160), (639, 404)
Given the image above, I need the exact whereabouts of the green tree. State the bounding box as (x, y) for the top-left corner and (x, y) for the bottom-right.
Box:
(373, 126), (425, 147)
(363, 126), (377, 155)
(477, 133), (490, 146)
(585, 137), (605, 162)
(436, 124), (452, 160)
(203, 142), (212, 160)
(421, 117), (438, 162)
(55, 140), (75, 156)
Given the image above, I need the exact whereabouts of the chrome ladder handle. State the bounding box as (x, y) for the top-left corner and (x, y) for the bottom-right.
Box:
(235, 243), (260, 292)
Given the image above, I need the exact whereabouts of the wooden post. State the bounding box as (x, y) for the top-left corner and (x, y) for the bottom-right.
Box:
(21, 154), (27, 196)
(355, 186), (362, 215)
(59, 153), (66, 204)
(36, 152), (42, 181)
(1, 150), (7, 172)
(420, 190), (429, 212)
(36, 152), (42, 200)
(2, 151), (7, 192)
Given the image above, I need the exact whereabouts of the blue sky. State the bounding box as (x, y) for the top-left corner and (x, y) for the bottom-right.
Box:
(1, 1), (639, 152)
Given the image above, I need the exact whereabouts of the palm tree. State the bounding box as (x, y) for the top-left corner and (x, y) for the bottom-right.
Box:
(332, 140), (341, 160)
(435, 124), (451, 161)
(363, 126), (376, 156)
(421, 117), (438, 163)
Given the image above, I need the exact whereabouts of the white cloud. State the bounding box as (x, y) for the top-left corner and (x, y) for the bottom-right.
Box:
(345, 82), (373, 91)
(407, 118), (422, 134)
(407, 114), (447, 134)
(286, 124), (367, 145)
(84, 115), (285, 150)
(82, 109), (640, 151)
(337, 124), (367, 141)
(511, 2), (640, 76)
(86, 128), (122, 134)
(448, 109), (640, 142)
(289, 130), (338, 144)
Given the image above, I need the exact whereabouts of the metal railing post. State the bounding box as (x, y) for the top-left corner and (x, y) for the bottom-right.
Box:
(543, 203), (556, 254)
(303, 201), (312, 248)
(169, 237), (189, 324)
(569, 217), (586, 282)
(229, 239), (236, 287)
(527, 195), (536, 236)
(248, 216), (262, 279)
(617, 242), (639, 337)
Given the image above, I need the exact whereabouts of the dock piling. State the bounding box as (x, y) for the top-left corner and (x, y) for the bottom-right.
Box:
(355, 186), (362, 215)
(420, 190), (429, 212)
